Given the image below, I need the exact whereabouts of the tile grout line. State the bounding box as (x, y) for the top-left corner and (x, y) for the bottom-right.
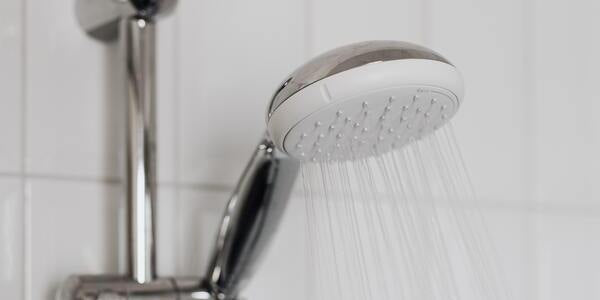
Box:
(0, 171), (235, 193)
(20, 0), (31, 298)
(522, 0), (539, 298)
(172, 8), (183, 274)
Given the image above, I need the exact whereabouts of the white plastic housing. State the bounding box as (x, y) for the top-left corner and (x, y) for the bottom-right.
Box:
(267, 59), (464, 162)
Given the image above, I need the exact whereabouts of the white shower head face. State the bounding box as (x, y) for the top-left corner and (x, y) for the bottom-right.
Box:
(267, 41), (463, 162)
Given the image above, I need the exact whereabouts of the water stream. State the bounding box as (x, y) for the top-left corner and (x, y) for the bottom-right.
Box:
(301, 124), (512, 300)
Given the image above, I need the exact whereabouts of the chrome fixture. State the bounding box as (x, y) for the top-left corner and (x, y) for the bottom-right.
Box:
(58, 0), (198, 298)
(59, 2), (462, 297)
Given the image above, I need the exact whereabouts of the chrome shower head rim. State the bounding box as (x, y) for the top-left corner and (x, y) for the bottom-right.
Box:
(267, 40), (453, 120)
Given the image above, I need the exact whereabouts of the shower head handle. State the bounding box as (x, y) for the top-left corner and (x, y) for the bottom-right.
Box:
(203, 136), (300, 299)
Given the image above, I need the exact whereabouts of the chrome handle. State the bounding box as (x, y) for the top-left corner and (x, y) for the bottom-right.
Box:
(203, 137), (300, 299)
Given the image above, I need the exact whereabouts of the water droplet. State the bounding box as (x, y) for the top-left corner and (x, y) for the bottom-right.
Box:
(388, 128), (395, 133)
(353, 122), (361, 128)
(362, 128), (369, 133)
(416, 107), (423, 113)
(379, 116), (386, 122)
(441, 105), (447, 111)
(336, 133), (343, 139)
(314, 121), (322, 128)
(402, 106), (409, 111)
(384, 106), (392, 112)
(300, 133), (307, 139)
(328, 125), (335, 132)
(388, 96), (396, 103)
(413, 95), (419, 103)
(318, 133), (325, 139)
(345, 117), (352, 123)
(431, 98), (438, 104)
(362, 101), (369, 109)
(295, 143), (303, 149)
(424, 112), (431, 118)
(336, 110), (344, 117)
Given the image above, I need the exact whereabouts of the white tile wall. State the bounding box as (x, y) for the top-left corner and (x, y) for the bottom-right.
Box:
(0, 178), (23, 299)
(25, 0), (122, 179)
(177, 0), (306, 187)
(308, 0), (424, 55)
(537, 212), (600, 299)
(482, 207), (536, 300)
(156, 16), (178, 184)
(0, 0), (22, 173)
(427, 0), (532, 204)
(532, 0), (600, 206)
(158, 187), (226, 276)
(0, 0), (599, 299)
(30, 179), (123, 299)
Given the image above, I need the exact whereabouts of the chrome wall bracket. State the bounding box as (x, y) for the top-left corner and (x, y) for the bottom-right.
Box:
(75, 0), (176, 41)
(60, 1), (301, 299)
(58, 1), (213, 299)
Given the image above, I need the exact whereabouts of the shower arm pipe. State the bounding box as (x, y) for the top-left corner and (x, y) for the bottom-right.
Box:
(74, 0), (176, 284)
(124, 16), (157, 284)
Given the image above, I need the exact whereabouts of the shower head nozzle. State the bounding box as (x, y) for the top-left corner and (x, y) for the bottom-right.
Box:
(267, 40), (463, 162)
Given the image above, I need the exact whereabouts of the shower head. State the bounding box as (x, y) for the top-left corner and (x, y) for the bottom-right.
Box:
(203, 40), (463, 300)
(267, 40), (464, 162)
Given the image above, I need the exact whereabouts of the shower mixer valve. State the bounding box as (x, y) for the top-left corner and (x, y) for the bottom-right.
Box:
(59, 1), (463, 299)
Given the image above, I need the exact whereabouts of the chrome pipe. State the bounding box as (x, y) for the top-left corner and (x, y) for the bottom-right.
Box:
(59, 1), (180, 298)
(203, 137), (300, 299)
(124, 16), (157, 284)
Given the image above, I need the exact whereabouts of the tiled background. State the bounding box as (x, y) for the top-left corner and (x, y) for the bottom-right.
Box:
(1, 0), (599, 299)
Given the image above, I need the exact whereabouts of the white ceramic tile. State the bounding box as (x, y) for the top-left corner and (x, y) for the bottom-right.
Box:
(427, 0), (531, 203)
(537, 213), (600, 299)
(30, 179), (123, 300)
(0, 178), (24, 299)
(480, 207), (536, 300)
(156, 14), (178, 184)
(26, 0), (176, 182)
(532, 0), (600, 205)
(25, 0), (122, 179)
(177, 0), (305, 187)
(0, 0), (22, 173)
(309, 0), (424, 55)
(175, 188), (227, 276)
(159, 186), (228, 277)
(244, 195), (307, 300)
(156, 185), (177, 276)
